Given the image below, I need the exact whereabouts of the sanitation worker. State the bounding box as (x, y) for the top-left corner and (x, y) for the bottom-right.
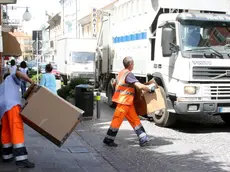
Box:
(0, 71), (35, 168)
(103, 56), (156, 147)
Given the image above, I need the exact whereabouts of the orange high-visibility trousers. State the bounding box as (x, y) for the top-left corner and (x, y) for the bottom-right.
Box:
(1, 105), (25, 145)
(103, 103), (148, 144)
(110, 104), (141, 129)
(1, 105), (28, 162)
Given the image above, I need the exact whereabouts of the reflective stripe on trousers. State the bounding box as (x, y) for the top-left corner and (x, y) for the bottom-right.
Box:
(104, 104), (146, 143)
(14, 143), (28, 161)
(134, 124), (148, 143)
(2, 143), (28, 161)
(104, 127), (119, 143)
(1, 105), (28, 161)
(2, 143), (13, 160)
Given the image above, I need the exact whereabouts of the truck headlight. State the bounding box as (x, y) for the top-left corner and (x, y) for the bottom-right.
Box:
(184, 86), (199, 95)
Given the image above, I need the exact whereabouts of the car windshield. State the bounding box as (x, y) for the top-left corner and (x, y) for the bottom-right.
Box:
(180, 20), (230, 56)
(72, 52), (95, 63)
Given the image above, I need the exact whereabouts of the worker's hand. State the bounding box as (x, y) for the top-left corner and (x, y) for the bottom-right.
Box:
(110, 78), (116, 88)
(148, 83), (156, 93)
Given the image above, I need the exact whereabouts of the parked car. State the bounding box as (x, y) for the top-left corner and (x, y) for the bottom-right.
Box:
(51, 65), (61, 80)
(27, 60), (39, 71)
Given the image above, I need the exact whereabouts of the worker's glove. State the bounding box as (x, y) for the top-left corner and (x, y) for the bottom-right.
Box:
(148, 83), (156, 93)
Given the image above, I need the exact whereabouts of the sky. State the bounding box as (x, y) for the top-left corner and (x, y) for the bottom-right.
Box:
(9, 0), (61, 34)
(8, 0), (115, 34)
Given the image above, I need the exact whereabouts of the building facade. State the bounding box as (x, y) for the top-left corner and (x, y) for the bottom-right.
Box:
(40, 23), (50, 62)
(47, 12), (62, 62)
(78, 0), (117, 38)
(59, 0), (116, 38)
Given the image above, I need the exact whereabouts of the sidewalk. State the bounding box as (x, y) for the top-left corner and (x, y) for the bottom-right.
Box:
(0, 123), (117, 172)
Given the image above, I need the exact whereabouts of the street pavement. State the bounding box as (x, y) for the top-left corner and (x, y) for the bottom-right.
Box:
(77, 96), (230, 172)
(2, 83), (230, 171)
(0, 123), (117, 172)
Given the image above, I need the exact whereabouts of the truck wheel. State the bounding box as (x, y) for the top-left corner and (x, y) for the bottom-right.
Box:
(220, 114), (230, 125)
(107, 80), (116, 109)
(152, 86), (176, 127)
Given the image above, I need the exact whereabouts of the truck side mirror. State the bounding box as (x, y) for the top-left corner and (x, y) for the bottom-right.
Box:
(162, 27), (174, 57)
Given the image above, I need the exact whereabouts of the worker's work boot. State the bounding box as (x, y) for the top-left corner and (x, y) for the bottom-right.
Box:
(2, 157), (14, 163)
(139, 134), (150, 147)
(16, 159), (35, 168)
(103, 138), (118, 147)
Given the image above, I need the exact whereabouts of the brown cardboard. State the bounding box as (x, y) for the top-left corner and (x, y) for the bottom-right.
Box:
(143, 88), (166, 113)
(134, 87), (166, 116)
(21, 84), (84, 147)
(134, 88), (147, 116)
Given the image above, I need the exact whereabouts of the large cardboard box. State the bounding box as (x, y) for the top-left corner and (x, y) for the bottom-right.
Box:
(134, 87), (166, 116)
(21, 84), (84, 147)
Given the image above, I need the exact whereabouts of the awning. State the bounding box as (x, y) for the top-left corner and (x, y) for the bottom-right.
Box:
(2, 32), (22, 56)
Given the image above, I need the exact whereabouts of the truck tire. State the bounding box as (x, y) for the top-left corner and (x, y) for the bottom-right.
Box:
(152, 86), (176, 127)
(220, 114), (230, 125)
(107, 80), (116, 109)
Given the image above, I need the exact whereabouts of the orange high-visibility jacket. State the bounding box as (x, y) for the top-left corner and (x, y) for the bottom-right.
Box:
(112, 69), (135, 105)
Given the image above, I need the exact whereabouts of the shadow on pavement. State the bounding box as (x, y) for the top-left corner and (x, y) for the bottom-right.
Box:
(77, 121), (230, 172)
(171, 115), (230, 134)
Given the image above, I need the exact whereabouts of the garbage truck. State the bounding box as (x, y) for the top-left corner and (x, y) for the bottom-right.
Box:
(95, 0), (230, 127)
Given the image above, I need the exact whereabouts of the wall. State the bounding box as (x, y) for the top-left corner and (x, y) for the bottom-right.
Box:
(48, 14), (62, 62)
(13, 32), (33, 61)
(60, 0), (116, 38)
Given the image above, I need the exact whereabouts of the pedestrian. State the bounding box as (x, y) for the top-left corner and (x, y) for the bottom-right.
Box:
(0, 71), (35, 168)
(3, 62), (10, 75)
(9, 59), (17, 74)
(103, 56), (156, 147)
(19, 61), (29, 96)
(40, 63), (57, 94)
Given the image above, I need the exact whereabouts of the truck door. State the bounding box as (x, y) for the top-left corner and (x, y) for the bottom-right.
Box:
(155, 22), (178, 80)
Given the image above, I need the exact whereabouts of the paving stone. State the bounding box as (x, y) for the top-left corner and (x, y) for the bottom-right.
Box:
(68, 147), (89, 153)
(75, 101), (230, 172)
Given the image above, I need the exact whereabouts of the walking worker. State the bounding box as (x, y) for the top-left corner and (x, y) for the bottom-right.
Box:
(0, 71), (35, 168)
(19, 61), (29, 96)
(40, 63), (57, 94)
(103, 56), (156, 147)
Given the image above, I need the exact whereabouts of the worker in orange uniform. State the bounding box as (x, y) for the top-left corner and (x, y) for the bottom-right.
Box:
(103, 56), (156, 147)
(0, 71), (35, 168)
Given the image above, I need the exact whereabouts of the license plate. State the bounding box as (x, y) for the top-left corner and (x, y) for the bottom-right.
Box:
(218, 107), (230, 113)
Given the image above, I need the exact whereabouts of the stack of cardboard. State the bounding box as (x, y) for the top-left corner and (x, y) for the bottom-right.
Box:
(21, 84), (84, 147)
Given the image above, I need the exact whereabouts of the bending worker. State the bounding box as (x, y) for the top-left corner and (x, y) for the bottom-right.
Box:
(0, 71), (35, 168)
(103, 56), (156, 147)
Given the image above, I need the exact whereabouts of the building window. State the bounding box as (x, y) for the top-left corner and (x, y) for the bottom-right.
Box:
(50, 41), (54, 48)
(82, 27), (84, 37)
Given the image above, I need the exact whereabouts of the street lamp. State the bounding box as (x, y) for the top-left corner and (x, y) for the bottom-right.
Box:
(5, 5), (32, 22)
(23, 7), (32, 21)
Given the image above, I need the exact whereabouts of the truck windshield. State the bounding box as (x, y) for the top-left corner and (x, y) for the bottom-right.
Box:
(72, 52), (95, 63)
(180, 20), (230, 55)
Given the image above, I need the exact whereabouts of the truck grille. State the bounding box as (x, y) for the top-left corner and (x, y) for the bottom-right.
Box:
(203, 85), (230, 100)
(72, 72), (94, 79)
(78, 73), (94, 79)
(193, 66), (230, 80)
